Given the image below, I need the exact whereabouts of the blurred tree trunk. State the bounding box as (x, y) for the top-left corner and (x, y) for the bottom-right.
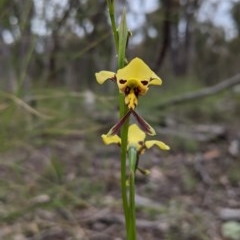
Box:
(46, 0), (75, 85)
(155, 0), (199, 76)
(0, 0), (34, 92)
(8, 0), (34, 95)
(170, 0), (198, 76)
(47, 30), (59, 85)
(85, 0), (108, 89)
(0, 37), (17, 92)
(231, 2), (240, 36)
(154, 0), (172, 72)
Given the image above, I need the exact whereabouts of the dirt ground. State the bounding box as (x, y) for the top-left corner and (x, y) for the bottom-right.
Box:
(0, 120), (240, 240)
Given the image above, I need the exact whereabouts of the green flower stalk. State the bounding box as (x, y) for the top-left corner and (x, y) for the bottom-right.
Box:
(105, 1), (131, 237)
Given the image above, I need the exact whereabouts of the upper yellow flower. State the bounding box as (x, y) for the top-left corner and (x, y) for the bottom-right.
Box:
(102, 124), (170, 154)
(95, 58), (162, 109)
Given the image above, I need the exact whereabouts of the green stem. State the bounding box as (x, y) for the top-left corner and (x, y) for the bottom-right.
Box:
(120, 116), (130, 237)
(128, 147), (137, 239)
(118, 9), (131, 239)
(107, 0), (118, 49)
(107, 1), (130, 238)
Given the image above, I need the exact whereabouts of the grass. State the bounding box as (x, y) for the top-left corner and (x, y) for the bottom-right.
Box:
(0, 149), (102, 224)
(0, 88), (109, 150)
(0, 89), (106, 236)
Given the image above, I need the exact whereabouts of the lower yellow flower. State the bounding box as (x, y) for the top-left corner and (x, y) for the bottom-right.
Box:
(102, 124), (170, 154)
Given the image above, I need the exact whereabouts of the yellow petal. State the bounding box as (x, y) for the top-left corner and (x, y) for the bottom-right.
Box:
(116, 58), (162, 84)
(145, 140), (170, 150)
(125, 91), (138, 109)
(149, 77), (162, 86)
(127, 124), (146, 150)
(101, 134), (121, 145)
(95, 71), (115, 84)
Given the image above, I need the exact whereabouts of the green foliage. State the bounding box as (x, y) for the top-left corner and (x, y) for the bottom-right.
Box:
(43, 156), (65, 184)
(165, 200), (208, 240)
(222, 221), (240, 240)
(0, 88), (103, 151)
(227, 161), (240, 186)
(181, 166), (198, 192)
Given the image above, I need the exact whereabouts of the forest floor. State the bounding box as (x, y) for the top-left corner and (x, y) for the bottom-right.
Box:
(0, 87), (240, 240)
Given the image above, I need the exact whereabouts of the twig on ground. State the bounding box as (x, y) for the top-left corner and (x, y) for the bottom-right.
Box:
(81, 210), (169, 232)
(193, 154), (213, 185)
(156, 124), (226, 142)
(156, 73), (240, 109)
(0, 92), (52, 119)
(218, 208), (240, 221)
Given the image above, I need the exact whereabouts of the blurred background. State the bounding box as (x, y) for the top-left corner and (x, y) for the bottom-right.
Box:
(0, 0), (240, 239)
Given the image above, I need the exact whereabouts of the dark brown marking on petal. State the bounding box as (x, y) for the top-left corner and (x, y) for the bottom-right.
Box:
(138, 145), (146, 156)
(134, 87), (140, 97)
(138, 141), (144, 146)
(119, 79), (127, 84)
(125, 86), (130, 95)
(141, 80), (148, 86)
(110, 75), (117, 82)
(107, 110), (132, 135)
(131, 109), (154, 135)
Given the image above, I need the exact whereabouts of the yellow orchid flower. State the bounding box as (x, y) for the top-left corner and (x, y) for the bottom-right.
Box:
(102, 124), (170, 154)
(95, 57), (162, 109)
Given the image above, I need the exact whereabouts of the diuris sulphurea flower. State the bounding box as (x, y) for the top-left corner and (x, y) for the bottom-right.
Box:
(102, 124), (170, 153)
(95, 58), (162, 136)
(96, 57), (162, 110)
(102, 124), (170, 172)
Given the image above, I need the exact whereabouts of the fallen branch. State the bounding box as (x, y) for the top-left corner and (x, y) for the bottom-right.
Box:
(156, 124), (226, 142)
(157, 73), (240, 109)
(218, 208), (240, 221)
(0, 91), (52, 119)
(82, 210), (168, 232)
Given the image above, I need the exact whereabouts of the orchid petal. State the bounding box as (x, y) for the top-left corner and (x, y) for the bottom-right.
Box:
(128, 124), (146, 142)
(125, 91), (138, 109)
(95, 71), (115, 84)
(101, 134), (121, 145)
(149, 77), (162, 86)
(145, 140), (170, 150)
(131, 110), (156, 136)
(106, 110), (131, 136)
(116, 58), (161, 83)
